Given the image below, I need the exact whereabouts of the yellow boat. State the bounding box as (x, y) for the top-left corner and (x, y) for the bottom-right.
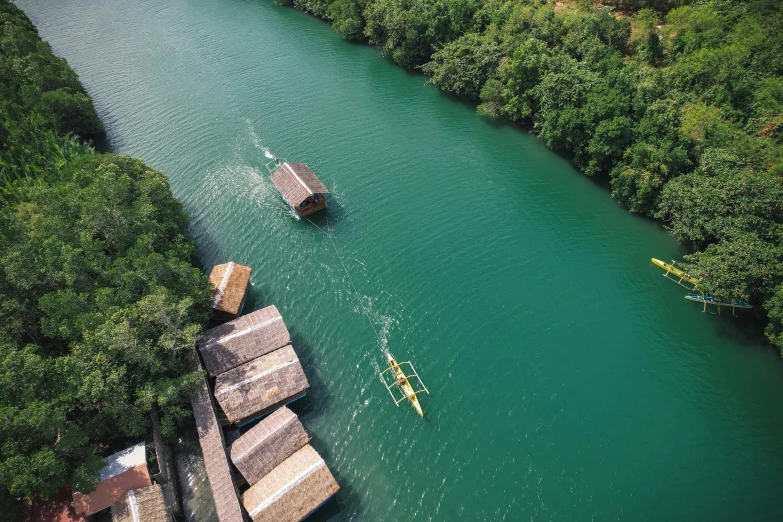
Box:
(651, 258), (698, 288)
(380, 354), (429, 417)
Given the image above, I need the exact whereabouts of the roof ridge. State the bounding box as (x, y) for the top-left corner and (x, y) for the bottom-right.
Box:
(215, 358), (297, 397)
(283, 162), (313, 195)
(212, 262), (234, 308)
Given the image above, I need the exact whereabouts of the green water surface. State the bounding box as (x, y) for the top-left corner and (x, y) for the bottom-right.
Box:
(15, 0), (783, 519)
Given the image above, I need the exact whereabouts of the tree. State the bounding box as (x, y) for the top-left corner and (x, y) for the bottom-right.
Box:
(0, 155), (212, 508)
(657, 157), (783, 244)
(422, 33), (501, 99)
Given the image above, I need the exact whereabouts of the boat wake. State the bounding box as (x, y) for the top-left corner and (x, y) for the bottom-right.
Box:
(243, 117), (274, 159)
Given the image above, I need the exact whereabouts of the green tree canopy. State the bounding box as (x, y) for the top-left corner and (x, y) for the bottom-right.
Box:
(0, 155), (211, 506)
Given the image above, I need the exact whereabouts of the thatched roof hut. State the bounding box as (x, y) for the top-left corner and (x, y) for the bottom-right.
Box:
(72, 444), (151, 516)
(241, 445), (339, 522)
(214, 345), (309, 424)
(190, 367), (245, 522)
(230, 406), (310, 486)
(198, 305), (291, 377)
(269, 162), (330, 218)
(209, 262), (252, 320)
(111, 485), (170, 522)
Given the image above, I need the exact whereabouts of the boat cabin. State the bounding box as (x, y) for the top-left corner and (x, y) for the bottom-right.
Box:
(269, 162), (330, 218)
(213, 345), (309, 424)
(241, 445), (339, 522)
(230, 406), (310, 485)
(208, 262), (252, 321)
(197, 305), (291, 377)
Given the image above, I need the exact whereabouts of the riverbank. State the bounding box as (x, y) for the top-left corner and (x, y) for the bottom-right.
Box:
(0, 1), (212, 517)
(284, 0), (783, 352)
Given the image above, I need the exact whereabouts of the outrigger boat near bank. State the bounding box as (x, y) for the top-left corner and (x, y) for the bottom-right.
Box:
(685, 294), (753, 315)
(651, 258), (698, 289)
(380, 354), (429, 417)
(652, 258), (752, 315)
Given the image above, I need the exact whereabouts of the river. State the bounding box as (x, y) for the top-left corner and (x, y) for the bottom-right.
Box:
(15, 0), (783, 519)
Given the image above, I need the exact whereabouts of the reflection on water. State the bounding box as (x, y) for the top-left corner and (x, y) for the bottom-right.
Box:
(173, 420), (219, 522)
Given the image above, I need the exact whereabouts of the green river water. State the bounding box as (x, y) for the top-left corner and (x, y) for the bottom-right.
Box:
(15, 0), (783, 519)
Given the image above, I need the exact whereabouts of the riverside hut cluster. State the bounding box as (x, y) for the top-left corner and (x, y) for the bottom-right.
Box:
(47, 169), (334, 521)
(190, 262), (339, 522)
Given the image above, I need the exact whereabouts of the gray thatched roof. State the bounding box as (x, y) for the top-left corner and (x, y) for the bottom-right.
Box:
(198, 305), (291, 377)
(209, 262), (252, 318)
(190, 365), (244, 522)
(111, 484), (170, 522)
(241, 445), (339, 522)
(230, 406), (310, 486)
(213, 345), (309, 424)
(269, 162), (329, 207)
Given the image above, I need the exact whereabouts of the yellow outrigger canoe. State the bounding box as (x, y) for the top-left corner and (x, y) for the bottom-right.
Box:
(380, 354), (429, 417)
(651, 258), (698, 288)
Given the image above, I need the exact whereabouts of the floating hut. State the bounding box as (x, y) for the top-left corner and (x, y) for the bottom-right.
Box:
(269, 162), (330, 218)
(198, 305), (291, 377)
(209, 262), (252, 321)
(72, 444), (151, 516)
(190, 368), (245, 522)
(213, 345), (309, 424)
(111, 485), (170, 522)
(230, 406), (310, 485)
(242, 445), (339, 522)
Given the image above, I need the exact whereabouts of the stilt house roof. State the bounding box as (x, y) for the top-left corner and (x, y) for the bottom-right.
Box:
(241, 445), (339, 522)
(111, 485), (170, 522)
(270, 162), (329, 207)
(230, 406), (310, 486)
(213, 345), (309, 424)
(198, 305), (291, 377)
(190, 368), (245, 522)
(209, 262), (252, 318)
(72, 444), (151, 516)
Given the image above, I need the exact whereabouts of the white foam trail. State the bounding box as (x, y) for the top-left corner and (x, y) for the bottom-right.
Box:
(243, 117), (275, 158)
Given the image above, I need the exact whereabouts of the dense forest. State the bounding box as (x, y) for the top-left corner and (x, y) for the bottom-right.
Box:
(287, 0), (783, 348)
(0, 2), (211, 517)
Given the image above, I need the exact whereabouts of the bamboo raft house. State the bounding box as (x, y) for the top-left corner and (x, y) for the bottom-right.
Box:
(269, 162), (330, 218)
(213, 345), (309, 424)
(72, 444), (152, 516)
(230, 406), (310, 486)
(190, 366), (245, 522)
(209, 262), (252, 321)
(198, 305), (291, 377)
(111, 485), (170, 522)
(241, 445), (339, 522)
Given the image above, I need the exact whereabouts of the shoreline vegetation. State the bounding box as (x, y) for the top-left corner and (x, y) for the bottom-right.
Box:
(0, 1), (211, 518)
(283, 0), (783, 350)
